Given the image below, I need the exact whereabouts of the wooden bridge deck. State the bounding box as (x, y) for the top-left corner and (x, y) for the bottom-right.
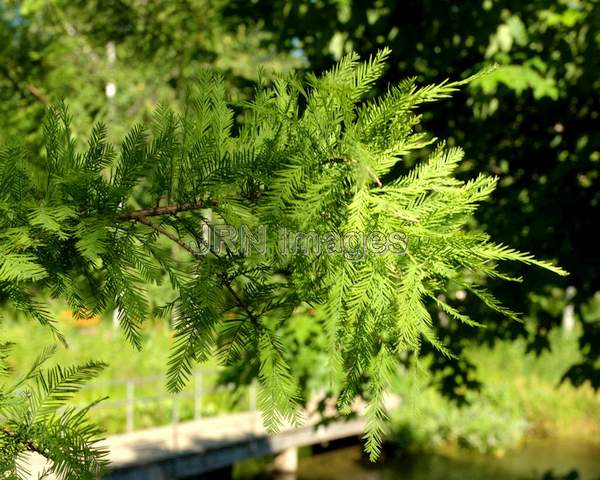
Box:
(25, 409), (366, 479)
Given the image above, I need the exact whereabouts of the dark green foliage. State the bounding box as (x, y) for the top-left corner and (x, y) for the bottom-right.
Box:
(0, 51), (565, 467)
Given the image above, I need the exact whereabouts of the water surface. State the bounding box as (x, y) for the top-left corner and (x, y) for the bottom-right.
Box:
(291, 439), (600, 480)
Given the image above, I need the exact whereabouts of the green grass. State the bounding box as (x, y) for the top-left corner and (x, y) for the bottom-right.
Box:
(1, 308), (252, 434)
(390, 328), (600, 456)
(467, 330), (600, 441)
(3, 307), (599, 446)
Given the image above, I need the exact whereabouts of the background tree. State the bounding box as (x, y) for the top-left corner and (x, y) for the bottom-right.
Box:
(223, 0), (600, 392)
(0, 0), (302, 149)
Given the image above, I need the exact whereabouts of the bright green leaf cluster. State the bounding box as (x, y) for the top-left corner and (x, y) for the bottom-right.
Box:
(0, 49), (566, 466)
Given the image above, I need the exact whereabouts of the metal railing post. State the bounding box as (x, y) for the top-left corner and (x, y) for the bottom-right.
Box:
(172, 394), (180, 425)
(194, 371), (202, 419)
(172, 394), (180, 450)
(249, 380), (257, 412)
(126, 381), (135, 432)
(249, 380), (259, 434)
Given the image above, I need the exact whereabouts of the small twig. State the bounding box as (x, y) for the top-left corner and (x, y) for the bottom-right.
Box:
(223, 279), (259, 324)
(0, 66), (49, 106)
(366, 165), (382, 187)
(134, 216), (198, 257)
(130, 206), (260, 325)
(171, 213), (260, 325)
(26, 83), (50, 106)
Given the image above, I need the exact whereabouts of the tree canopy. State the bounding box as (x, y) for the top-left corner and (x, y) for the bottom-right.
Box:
(2, 1), (596, 476)
(0, 49), (567, 476)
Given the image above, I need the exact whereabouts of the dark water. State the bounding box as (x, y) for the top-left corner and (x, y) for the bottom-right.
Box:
(287, 439), (600, 480)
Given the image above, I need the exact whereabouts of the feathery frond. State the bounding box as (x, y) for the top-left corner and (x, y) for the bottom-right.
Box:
(0, 51), (564, 465)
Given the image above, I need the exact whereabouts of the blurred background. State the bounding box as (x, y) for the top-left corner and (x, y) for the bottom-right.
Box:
(1, 1), (599, 479)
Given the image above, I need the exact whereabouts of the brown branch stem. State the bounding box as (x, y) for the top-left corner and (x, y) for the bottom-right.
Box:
(118, 201), (216, 221)
(222, 280), (259, 325)
(26, 83), (50, 106)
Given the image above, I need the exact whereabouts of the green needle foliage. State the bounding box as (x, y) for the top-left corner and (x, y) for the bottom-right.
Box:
(0, 343), (108, 479)
(0, 48), (566, 467)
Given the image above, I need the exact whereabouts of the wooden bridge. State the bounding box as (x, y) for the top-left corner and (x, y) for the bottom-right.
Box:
(101, 410), (363, 479)
(25, 372), (381, 479)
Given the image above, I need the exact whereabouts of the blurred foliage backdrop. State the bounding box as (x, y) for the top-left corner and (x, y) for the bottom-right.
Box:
(223, 0), (600, 394)
(1, 0), (599, 400)
(0, 0), (302, 147)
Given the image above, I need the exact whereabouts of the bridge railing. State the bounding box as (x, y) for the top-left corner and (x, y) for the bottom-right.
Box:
(73, 369), (258, 434)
